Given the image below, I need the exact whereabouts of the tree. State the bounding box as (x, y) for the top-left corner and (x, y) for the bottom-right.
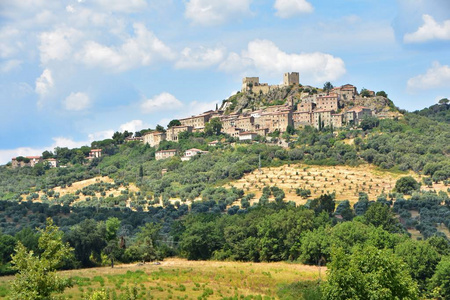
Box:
(105, 217), (121, 241)
(359, 116), (379, 130)
(395, 176), (420, 195)
(395, 240), (440, 292)
(360, 88), (372, 97)
(429, 256), (450, 299)
(323, 82), (334, 93)
(10, 218), (73, 300)
(155, 124), (166, 133)
(41, 150), (54, 159)
(167, 119), (181, 128)
(364, 202), (402, 233)
(307, 194), (335, 216)
(204, 117), (222, 136)
(376, 90), (388, 98)
(324, 246), (419, 300)
(438, 98), (449, 105)
(65, 219), (107, 267)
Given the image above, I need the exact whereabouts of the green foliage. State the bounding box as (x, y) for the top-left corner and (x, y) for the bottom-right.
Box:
(395, 176), (420, 195)
(363, 202), (403, 233)
(204, 117), (222, 136)
(395, 239), (441, 292)
(323, 246), (419, 299)
(429, 256), (450, 299)
(10, 218), (73, 300)
(167, 119), (181, 128)
(376, 90), (388, 98)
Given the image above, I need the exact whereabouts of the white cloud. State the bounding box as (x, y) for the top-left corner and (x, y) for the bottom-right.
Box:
(66, 5), (75, 13)
(404, 14), (450, 43)
(77, 23), (174, 71)
(0, 27), (22, 58)
(187, 100), (219, 116)
(0, 59), (22, 73)
(141, 92), (184, 114)
(63, 92), (91, 111)
(175, 46), (225, 69)
(119, 120), (148, 133)
(219, 39), (346, 83)
(35, 68), (54, 98)
(407, 62), (450, 91)
(274, 0), (313, 18)
(39, 27), (82, 64)
(185, 0), (252, 26)
(87, 130), (114, 141)
(93, 0), (147, 13)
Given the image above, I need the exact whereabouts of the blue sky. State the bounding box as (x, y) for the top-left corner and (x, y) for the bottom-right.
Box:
(0, 0), (449, 164)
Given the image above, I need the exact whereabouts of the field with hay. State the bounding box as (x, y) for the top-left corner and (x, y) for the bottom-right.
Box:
(0, 258), (323, 299)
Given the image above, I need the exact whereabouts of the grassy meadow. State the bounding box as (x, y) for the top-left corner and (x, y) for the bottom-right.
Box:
(0, 259), (323, 299)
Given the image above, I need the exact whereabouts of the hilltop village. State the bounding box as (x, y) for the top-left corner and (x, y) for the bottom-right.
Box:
(11, 72), (393, 165)
(141, 72), (385, 146)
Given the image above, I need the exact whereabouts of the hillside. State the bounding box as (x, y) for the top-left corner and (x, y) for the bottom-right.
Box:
(0, 103), (449, 299)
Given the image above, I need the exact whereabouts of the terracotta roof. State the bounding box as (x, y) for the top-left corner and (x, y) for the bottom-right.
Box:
(239, 131), (257, 135)
(90, 149), (102, 152)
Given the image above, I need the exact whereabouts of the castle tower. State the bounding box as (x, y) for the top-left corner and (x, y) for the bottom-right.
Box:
(283, 72), (299, 86)
(242, 77), (260, 92)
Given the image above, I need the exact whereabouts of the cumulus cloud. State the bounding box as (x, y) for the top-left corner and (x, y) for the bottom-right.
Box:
(407, 62), (450, 91)
(87, 130), (114, 141)
(219, 39), (346, 83)
(274, 0), (313, 18)
(175, 46), (225, 69)
(35, 68), (54, 98)
(39, 27), (82, 63)
(185, 0), (252, 26)
(77, 23), (174, 71)
(404, 14), (450, 43)
(141, 92), (184, 114)
(63, 92), (91, 111)
(119, 120), (148, 133)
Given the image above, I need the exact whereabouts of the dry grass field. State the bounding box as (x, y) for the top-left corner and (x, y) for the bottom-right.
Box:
(0, 258), (323, 299)
(228, 164), (447, 206)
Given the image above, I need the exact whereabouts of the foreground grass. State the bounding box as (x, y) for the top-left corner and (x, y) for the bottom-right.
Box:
(0, 258), (324, 299)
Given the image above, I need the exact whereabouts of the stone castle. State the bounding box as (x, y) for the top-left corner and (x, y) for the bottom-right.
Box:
(241, 72), (299, 94)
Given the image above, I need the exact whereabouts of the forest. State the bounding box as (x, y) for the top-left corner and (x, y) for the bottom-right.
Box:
(0, 102), (449, 299)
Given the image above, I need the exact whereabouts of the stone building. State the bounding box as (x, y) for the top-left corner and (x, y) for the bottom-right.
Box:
(297, 102), (315, 112)
(261, 111), (293, 132)
(313, 109), (334, 129)
(181, 148), (209, 161)
(283, 72), (299, 86)
(166, 125), (193, 142)
(46, 158), (58, 168)
(11, 156), (43, 168)
(179, 111), (213, 129)
(346, 106), (372, 125)
(293, 111), (312, 127)
(316, 93), (339, 111)
(143, 131), (166, 147)
(239, 132), (258, 141)
(333, 84), (358, 100)
(155, 149), (177, 160)
(88, 149), (102, 159)
(332, 113), (344, 128)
